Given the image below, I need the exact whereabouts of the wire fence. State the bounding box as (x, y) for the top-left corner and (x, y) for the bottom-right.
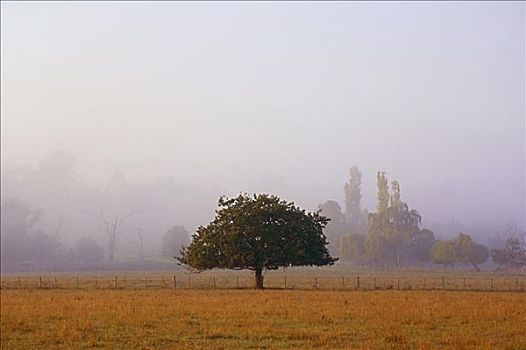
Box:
(1, 274), (525, 292)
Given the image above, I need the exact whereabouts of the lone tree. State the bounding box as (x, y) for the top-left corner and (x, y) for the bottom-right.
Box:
(177, 193), (337, 289)
(431, 233), (489, 271)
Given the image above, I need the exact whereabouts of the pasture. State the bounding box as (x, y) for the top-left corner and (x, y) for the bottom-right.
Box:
(1, 288), (525, 349)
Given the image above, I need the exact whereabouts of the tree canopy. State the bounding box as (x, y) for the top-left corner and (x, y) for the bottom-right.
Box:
(491, 237), (526, 271)
(431, 233), (489, 271)
(178, 193), (337, 289)
(344, 165), (365, 233)
(366, 173), (424, 267)
(317, 200), (348, 256)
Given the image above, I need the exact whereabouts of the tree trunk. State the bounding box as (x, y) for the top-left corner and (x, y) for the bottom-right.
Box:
(470, 261), (480, 272)
(254, 267), (264, 289)
(108, 238), (115, 263)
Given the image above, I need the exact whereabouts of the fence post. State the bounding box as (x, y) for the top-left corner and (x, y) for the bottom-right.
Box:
(76, 276), (79, 289)
(284, 276), (287, 289)
(342, 276), (345, 289)
(315, 277), (319, 289)
(213, 275), (216, 289)
(397, 278), (400, 290)
(54, 277), (57, 289)
(114, 276), (118, 289)
(38, 276), (42, 289)
(442, 276), (445, 290)
(490, 278), (494, 291)
(356, 276), (360, 290)
(173, 276), (177, 289)
(423, 277), (426, 290)
(236, 275), (239, 289)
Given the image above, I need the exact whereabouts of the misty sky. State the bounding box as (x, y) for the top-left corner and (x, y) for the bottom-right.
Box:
(1, 2), (525, 228)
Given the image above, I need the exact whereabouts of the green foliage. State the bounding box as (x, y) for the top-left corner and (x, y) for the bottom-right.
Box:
(431, 233), (489, 271)
(431, 240), (458, 266)
(178, 193), (337, 288)
(339, 233), (366, 264)
(344, 165), (365, 233)
(376, 172), (390, 214)
(406, 229), (436, 262)
(366, 173), (423, 267)
(491, 237), (526, 270)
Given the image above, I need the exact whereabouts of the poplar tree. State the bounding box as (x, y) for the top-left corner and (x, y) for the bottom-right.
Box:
(344, 165), (364, 232)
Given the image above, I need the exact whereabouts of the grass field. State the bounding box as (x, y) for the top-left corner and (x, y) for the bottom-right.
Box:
(1, 288), (525, 349)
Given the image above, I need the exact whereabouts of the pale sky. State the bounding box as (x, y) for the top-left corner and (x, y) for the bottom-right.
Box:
(1, 1), (525, 227)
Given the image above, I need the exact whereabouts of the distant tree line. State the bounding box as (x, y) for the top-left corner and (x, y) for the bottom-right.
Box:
(1, 197), (105, 265)
(1, 196), (191, 270)
(2, 156), (524, 273)
(491, 237), (526, 271)
(319, 166), (526, 272)
(1, 150), (217, 271)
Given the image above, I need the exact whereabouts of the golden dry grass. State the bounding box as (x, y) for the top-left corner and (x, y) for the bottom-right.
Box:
(1, 289), (525, 349)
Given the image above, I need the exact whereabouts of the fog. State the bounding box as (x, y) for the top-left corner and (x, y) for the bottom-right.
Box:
(1, 2), (524, 266)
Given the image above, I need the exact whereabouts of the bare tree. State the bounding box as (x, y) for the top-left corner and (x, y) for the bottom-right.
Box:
(87, 207), (138, 263)
(133, 227), (146, 262)
(53, 212), (65, 240)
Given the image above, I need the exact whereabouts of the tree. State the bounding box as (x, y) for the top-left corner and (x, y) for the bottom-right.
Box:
(431, 240), (458, 268)
(344, 165), (365, 233)
(162, 225), (190, 257)
(491, 237), (526, 271)
(366, 172), (390, 266)
(405, 229), (435, 263)
(178, 194), (336, 289)
(456, 233), (489, 272)
(1, 197), (35, 262)
(386, 181), (422, 267)
(87, 208), (138, 263)
(431, 233), (489, 271)
(75, 237), (104, 262)
(133, 228), (146, 262)
(317, 200), (349, 256)
(366, 173), (422, 267)
(339, 233), (366, 264)
(0, 197), (59, 263)
(466, 243), (489, 272)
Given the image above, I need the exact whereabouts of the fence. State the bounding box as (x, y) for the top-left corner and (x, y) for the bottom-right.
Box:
(1, 274), (525, 292)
